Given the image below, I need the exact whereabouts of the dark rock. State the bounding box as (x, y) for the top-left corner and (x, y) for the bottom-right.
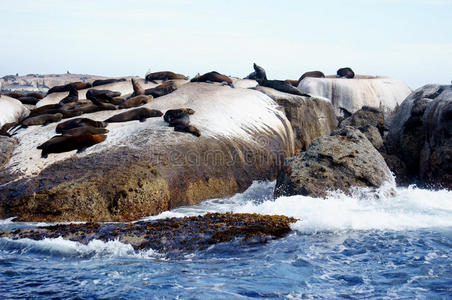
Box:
(0, 136), (16, 169)
(274, 126), (393, 198)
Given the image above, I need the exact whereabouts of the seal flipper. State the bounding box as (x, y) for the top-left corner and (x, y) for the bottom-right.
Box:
(151, 80), (158, 84)
(139, 117), (147, 122)
(40, 151), (48, 159)
(76, 147), (87, 154)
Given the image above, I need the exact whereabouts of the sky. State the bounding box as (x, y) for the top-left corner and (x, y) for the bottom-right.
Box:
(0, 0), (451, 89)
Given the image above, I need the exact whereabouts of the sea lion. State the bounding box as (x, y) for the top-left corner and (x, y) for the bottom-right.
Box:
(92, 78), (126, 87)
(56, 118), (107, 134)
(144, 81), (177, 98)
(110, 97), (126, 105)
(337, 67), (355, 79)
(86, 89), (121, 105)
(145, 71), (187, 83)
(253, 63), (267, 81)
(163, 108), (195, 123)
(38, 133), (107, 158)
(174, 124), (201, 137)
(105, 108), (163, 123)
(20, 113), (63, 127)
(61, 126), (109, 136)
(118, 95), (153, 109)
(190, 71), (234, 87)
(285, 80), (299, 87)
(244, 71), (257, 80)
(29, 105), (83, 119)
(4, 92), (25, 99)
(298, 71), (325, 82)
(131, 78), (145, 97)
(256, 79), (310, 97)
(0, 122), (16, 136)
(47, 82), (92, 94)
(25, 92), (44, 99)
(17, 96), (40, 105)
(77, 102), (117, 114)
(59, 85), (78, 105)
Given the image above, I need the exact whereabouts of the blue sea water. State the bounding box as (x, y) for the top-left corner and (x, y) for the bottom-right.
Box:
(1, 181), (451, 299)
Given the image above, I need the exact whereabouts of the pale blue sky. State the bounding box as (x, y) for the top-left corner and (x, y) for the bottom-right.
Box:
(0, 0), (451, 89)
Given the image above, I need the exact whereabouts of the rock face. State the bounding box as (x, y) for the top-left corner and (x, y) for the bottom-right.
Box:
(0, 82), (295, 222)
(0, 136), (17, 169)
(386, 84), (452, 188)
(274, 126), (394, 198)
(0, 96), (30, 128)
(255, 86), (338, 154)
(298, 77), (412, 118)
(0, 213), (297, 253)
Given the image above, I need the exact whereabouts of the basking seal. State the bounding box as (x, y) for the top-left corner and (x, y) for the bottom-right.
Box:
(92, 78), (126, 87)
(47, 82), (92, 94)
(118, 95), (153, 109)
(25, 92), (44, 99)
(17, 96), (40, 105)
(285, 80), (299, 87)
(86, 89), (121, 105)
(174, 125), (201, 137)
(253, 63), (267, 80)
(61, 126), (109, 136)
(105, 108), (163, 123)
(145, 71), (187, 83)
(59, 85), (78, 105)
(337, 67), (355, 79)
(4, 92), (25, 99)
(145, 81), (177, 98)
(257, 79), (310, 97)
(20, 113), (63, 127)
(298, 71), (325, 82)
(38, 133), (106, 158)
(164, 108), (195, 124)
(131, 78), (145, 97)
(56, 118), (107, 134)
(77, 102), (117, 114)
(190, 71), (234, 87)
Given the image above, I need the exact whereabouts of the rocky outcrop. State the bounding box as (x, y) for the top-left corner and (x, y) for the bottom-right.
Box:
(0, 213), (297, 252)
(0, 136), (17, 169)
(298, 77), (411, 118)
(254, 86), (338, 154)
(274, 126), (394, 198)
(0, 96), (30, 128)
(0, 82), (295, 222)
(386, 84), (452, 188)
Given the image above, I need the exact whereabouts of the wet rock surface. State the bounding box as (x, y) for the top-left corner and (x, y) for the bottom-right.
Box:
(0, 213), (297, 252)
(274, 126), (393, 198)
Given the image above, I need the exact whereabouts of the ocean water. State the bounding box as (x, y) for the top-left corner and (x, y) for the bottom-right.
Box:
(1, 181), (451, 299)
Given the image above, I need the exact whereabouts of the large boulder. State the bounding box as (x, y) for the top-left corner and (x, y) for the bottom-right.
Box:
(298, 77), (411, 118)
(0, 82), (295, 222)
(0, 96), (30, 128)
(254, 86), (338, 154)
(386, 84), (452, 188)
(274, 126), (394, 198)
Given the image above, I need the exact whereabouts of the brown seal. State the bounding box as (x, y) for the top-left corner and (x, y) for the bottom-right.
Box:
(145, 81), (177, 98)
(77, 102), (117, 114)
(105, 108), (163, 123)
(131, 78), (145, 97)
(285, 80), (299, 87)
(337, 67), (355, 79)
(56, 118), (107, 134)
(47, 82), (92, 94)
(29, 104), (62, 117)
(37, 133), (107, 158)
(25, 92), (44, 99)
(61, 126), (109, 136)
(190, 71), (234, 87)
(59, 85), (78, 105)
(17, 96), (40, 105)
(118, 95), (153, 109)
(253, 63), (267, 81)
(86, 89), (122, 105)
(20, 113), (63, 127)
(145, 71), (187, 83)
(257, 79), (310, 97)
(174, 125), (201, 137)
(92, 78), (126, 87)
(4, 92), (25, 99)
(298, 71), (325, 83)
(163, 108), (195, 124)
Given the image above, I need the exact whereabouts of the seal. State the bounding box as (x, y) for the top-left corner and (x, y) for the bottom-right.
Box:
(190, 71), (234, 87)
(77, 102), (117, 114)
(145, 71), (187, 83)
(337, 67), (355, 79)
(61, 126), (109, 136)
(20, 113), (63, 127)
(163, 108), (195, 124)
(37, 133), (107, 158)
(131, 78), (145, 97)
(256, 79), (310, 97)
(285, 80), (299, 87)
(25, 92), (44, 100)
(59, 85), (78, 105)
(92, 78), (126, 87)
(17, 96), (40, 105)
(145, 81), (177, 98)
(253, 63), (267, 80)
(174, 124), (201, 137)
(56, 118), (107, 134)
(298, 71), (325, 82)
(118, 95), (153, 109)
(105, 108), (163, 123)
(47, 82), (92, 95)
(86, 89), (121, 105)
(4, 92), (25, 99)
